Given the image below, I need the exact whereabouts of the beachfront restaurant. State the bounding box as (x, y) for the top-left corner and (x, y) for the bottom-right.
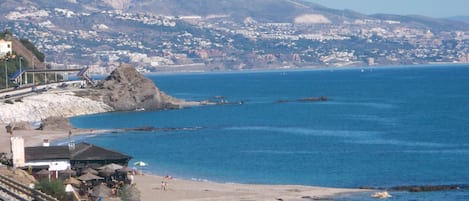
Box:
(16, 141), (132, 178)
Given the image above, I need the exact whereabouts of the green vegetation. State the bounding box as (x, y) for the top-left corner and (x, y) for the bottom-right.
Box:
(36, 179), (66, 200)
(0, 57), (20, 89)
(20, 39), (45, 62)
(0, 30), (50, 89)
(0, 29), (12, 39)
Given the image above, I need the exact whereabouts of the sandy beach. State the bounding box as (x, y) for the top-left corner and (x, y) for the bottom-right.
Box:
(134, 174), (367, 201)
(0, 123), (369, 201)
(0, 124), (364, 201)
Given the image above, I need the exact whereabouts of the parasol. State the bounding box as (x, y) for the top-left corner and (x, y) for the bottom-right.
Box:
(77, 172), (104, 181)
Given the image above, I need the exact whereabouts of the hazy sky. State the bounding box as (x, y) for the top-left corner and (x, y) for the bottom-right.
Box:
(309, 0), (468, 18)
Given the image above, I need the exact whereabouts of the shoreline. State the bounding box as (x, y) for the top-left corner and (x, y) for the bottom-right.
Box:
(0, 124), (370, 201)
(135, 62), (469, 76)
(133, 173), (367, 201)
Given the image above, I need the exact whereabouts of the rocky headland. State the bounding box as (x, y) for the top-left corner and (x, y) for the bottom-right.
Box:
(95, 64), (198, 111)
(0, 64), (201, 126)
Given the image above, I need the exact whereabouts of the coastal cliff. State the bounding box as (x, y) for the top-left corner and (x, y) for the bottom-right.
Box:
(0, 64), (199, 124)
(95, 64), (195, 111)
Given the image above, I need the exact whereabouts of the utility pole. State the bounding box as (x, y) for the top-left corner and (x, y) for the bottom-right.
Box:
(32, 59), (35, 85)
(19, 57), (22, 86)
(4, 58), (8, 89)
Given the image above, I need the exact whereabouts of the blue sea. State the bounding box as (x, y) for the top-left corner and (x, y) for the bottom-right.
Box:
(65, 65), (469, 200)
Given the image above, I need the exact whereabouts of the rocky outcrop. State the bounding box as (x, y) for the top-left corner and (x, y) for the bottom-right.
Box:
(0, 64), (200, 124)
(95, 64), (198, 111)
(38, 116), (73, 131)
(276, 96), (328, 103)
(362, 184), (469, 192)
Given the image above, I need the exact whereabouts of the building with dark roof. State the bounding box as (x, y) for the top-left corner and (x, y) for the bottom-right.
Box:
(21, 142), (132, 172)
(69, 142), (132, 169)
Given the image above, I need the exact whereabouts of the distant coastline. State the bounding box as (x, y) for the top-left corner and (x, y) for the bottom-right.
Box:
(1, 63), (467, 124)
(140, 62), (469, 75)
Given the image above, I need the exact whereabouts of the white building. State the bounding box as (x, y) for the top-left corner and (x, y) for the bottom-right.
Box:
(11, 137), (132, 179)
(0, 39), (12, 57)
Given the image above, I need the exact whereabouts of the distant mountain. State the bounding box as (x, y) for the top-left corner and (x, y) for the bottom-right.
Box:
(371, 14), (468, 32)
(447, 16), (469, 24)
(0, 0), (468, 72)
(0, 0), (455, 25)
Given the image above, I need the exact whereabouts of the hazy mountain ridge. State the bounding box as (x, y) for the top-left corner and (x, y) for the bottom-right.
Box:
(3, 0), (455, 25)
(0, 0), (468, 72)
(447, 16), (469, 24)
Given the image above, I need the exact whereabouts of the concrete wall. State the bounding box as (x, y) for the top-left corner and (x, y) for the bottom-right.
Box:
(0, 40), (12, 57)
(11, 137), (25, 168)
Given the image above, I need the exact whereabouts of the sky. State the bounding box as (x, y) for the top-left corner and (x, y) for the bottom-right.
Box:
(309, 0), (469, 18)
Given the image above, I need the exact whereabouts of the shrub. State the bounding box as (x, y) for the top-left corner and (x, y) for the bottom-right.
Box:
(36, 179), (66, 200)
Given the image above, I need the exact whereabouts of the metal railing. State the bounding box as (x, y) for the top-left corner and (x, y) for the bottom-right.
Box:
(0, 174), (58, 201)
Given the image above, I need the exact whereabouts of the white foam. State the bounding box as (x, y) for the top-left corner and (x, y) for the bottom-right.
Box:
(226, 126), (380, 138)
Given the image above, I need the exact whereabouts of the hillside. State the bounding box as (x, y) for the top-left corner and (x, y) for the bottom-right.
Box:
(0, 0), (468, 72)
(0, 31), (44, 67)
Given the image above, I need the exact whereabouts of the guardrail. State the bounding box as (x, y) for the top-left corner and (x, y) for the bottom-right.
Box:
(0, 174), (58, 201)
(1, 80), (85, 100)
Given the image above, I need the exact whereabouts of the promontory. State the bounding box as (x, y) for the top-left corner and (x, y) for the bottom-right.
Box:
(0, 64), (201, 124)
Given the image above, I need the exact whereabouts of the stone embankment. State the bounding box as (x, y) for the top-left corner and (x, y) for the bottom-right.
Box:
(0, 91), (113, 124)
(0, 64), (201, 125)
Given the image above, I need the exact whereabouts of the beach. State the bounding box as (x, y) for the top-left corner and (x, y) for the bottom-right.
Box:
(0, 123), (368, 201)
(134, 174), (365, 201)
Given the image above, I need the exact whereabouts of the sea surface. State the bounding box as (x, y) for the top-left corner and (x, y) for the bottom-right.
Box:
(65, 65), (469, 200)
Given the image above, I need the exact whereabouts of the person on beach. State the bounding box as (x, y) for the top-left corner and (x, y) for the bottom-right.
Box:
(130, 174), (134, 184)
(161, 181), (166, 191)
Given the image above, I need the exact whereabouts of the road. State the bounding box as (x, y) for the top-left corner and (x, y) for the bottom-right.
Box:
(0, 81), (84, 100)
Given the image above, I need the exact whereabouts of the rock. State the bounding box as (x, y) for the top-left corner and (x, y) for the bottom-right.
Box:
(297, 96), (328, 102)
(8, 121), (34, 131)
(39, 116), (73, 131)
(390, 185), (462, 192)
(276, 99), (290, 103)
(276, 96), (328, 103)
(364, 184), (469, 193)
(95, 64), (192, 111)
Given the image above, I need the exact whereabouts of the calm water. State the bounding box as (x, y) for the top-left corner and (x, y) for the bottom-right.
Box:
(67, 65), (469, 200)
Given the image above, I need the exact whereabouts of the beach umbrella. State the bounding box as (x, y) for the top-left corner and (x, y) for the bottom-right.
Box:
(77, 172), (104, 181)
(36, 169), (50, 179)
(91, 183), (112, 198)
(98, 167), (115, 177)
(60, 168), (76, 177)
(98, 163), (123, 171)
(133, 161), (147, 167)
(133, 161), (147, 175)
(82, 167), (99, 175)
(117, 166), (132, 173)
(63, 177), (82, 187)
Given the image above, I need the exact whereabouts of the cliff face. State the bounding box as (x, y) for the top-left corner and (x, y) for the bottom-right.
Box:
(95, 64), (194, 111)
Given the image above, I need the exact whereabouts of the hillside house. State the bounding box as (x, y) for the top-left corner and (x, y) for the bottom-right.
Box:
(0, 39), (12, 57)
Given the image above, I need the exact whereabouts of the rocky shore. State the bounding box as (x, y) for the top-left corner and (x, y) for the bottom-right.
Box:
(0, 64), (201, 125)
(0, 64), (371, 201)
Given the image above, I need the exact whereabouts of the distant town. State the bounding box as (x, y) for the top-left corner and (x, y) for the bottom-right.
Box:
(1, 2), (469, 74)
